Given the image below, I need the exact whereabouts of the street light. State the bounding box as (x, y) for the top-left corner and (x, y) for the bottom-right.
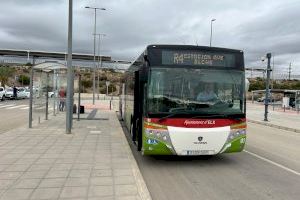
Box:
(85, 6), (106, 105)
(210, 18), (216, 47)
(94, 33), (106, 100)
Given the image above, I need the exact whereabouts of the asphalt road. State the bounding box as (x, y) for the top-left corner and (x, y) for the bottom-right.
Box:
(0, 99), (29, 134)
(122, 121), (300, 200)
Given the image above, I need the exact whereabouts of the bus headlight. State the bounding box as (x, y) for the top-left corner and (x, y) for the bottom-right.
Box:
(145, 128), (174, 150)
(227, 129), (246, 143)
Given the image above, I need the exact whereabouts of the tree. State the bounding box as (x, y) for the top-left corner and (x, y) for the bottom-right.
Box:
(18, 74), (30, 85)
(0, 66), (14, 87)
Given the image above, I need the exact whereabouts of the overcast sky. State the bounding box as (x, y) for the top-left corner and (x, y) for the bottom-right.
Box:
(0, 0), (299, 75)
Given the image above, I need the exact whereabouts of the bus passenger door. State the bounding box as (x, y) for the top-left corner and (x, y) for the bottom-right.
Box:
(132, 71), (140, 142)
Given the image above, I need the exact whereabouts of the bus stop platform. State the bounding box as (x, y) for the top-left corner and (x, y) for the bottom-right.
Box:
(247, 102), (300, 133)
(0, 109), (151, 200)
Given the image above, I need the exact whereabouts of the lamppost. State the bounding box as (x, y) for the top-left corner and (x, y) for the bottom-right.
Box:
(210, 18), (216, 47)
(66, 0), (73, 134)
(85, 6), (106, 105)
(94, 33), (106, 100)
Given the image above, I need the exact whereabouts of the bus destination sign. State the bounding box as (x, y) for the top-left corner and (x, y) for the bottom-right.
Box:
(162, 50), (235, 67)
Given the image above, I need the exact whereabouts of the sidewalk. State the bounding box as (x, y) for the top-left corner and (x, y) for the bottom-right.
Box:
(0, 109), (152, 200)
(247, 102), (300, 133)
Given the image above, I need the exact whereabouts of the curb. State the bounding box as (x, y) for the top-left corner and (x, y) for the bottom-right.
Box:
(247, 119), (300, 133)
(113, 113), (152, 200)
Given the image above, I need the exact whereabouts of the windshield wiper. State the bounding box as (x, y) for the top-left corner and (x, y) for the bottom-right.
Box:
(158, 111), (191, 123)
(189, 114), (244, 122)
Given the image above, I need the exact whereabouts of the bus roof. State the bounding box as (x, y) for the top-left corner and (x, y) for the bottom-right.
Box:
(146, 44), (243, 54)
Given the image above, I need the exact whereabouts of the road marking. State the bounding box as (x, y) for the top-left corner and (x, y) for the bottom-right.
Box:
(20, 106), (29, 110)
(0, 104), (16, 108)
(244, 150), (300, 176)
(6, 105), (27, 109)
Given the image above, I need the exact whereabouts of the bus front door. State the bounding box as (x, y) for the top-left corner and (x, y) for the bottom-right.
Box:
(133, 70), (143, 151)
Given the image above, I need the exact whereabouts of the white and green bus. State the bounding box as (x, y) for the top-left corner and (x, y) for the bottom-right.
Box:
(121, 45), (246, 156)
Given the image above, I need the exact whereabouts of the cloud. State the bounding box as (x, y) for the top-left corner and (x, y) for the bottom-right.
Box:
(0, 0), (299, 73)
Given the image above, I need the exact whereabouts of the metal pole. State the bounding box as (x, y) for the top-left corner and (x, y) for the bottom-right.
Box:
(92, 8), (97, 105)
(78, 74), (81, 121)
(29, 57), (35, 128)
(264, 53), (272, 121)
(97, 34), (101, 100)
(210, 21), (213, 47)
(53, 70), (56, 116)
(66, 0), (73, 134)
(45, 73), (49, 120)
(209, 19), (215, 47)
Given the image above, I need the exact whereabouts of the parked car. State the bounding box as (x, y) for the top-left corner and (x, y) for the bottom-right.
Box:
(5, 88), (14, 99)
(24, 88), (40, 99)
(0, 87), (5, 101)
(17, 88), (27, 99)
(257, 97), (274, 103)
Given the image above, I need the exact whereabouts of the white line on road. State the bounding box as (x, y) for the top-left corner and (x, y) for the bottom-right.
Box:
(20, 106), (29, 110)
(5, 105), (27, 109)
(0, 104), (16, 108)
(244, 150), (300, 176)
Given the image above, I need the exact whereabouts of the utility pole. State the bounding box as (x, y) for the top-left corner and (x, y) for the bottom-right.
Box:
(288, 62), (292, 80)
(264, 53), (272, 122)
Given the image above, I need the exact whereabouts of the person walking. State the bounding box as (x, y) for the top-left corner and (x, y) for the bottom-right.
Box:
(13, 85), (18, 100)
(58, 87), (66, 111)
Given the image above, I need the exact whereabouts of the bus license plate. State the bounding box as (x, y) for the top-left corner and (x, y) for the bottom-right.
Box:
(184, 150), (215, 155)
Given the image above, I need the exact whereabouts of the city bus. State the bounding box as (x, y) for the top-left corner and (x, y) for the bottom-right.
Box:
(121, 45), (246, 156)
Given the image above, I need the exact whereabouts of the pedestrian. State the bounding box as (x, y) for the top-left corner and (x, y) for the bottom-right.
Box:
(59, 87), (66, 111)
(13, 85), (18, 99)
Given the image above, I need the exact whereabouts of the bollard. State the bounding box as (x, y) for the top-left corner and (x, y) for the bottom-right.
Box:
(284, 105), (285, 112)
(110, 100), (112, 110)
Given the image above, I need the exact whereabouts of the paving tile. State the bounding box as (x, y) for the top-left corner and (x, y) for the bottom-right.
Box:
(35, 158), (56, 165)
(72, 163), (92, 170)
(91, 169), (112, 177)
(69, 169), (91, 178)
(64, 178), (89, 186)
(20, 170), (47, 179)
(88, 197), (114, 200)
(113, 169), (133, 176)
(116, 196), (140, 200)
(1, 188), (33, 200)
(59, 186), (88, 199)
(30, 187), (61, 199)
(14, 178), (41, 189)
(0, 171), (23, 179)
(93, 164), (111, 170)
(114, 176), (136, 185)
(45, 170), (69, 178)
(90, 177), (113, 186)
(51, 163), (73, 171)
(28, 164), (52, 171)
(39, 178), (66, 188)
(0, 165), (9, 172)
(0, 179), (15, 190)
(88, 185), (113, 197)
(4, 164), (31, 172)
(14, 158), (36, 165)
(115, 184), (138, 196)
(22, 154), (42, 159)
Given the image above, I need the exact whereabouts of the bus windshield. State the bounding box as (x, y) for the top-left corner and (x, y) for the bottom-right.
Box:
(147, 67), (245, 117)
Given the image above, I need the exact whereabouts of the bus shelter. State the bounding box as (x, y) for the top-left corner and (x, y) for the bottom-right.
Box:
(29, 61), (67, 127)
(251, 89), (300, 110)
